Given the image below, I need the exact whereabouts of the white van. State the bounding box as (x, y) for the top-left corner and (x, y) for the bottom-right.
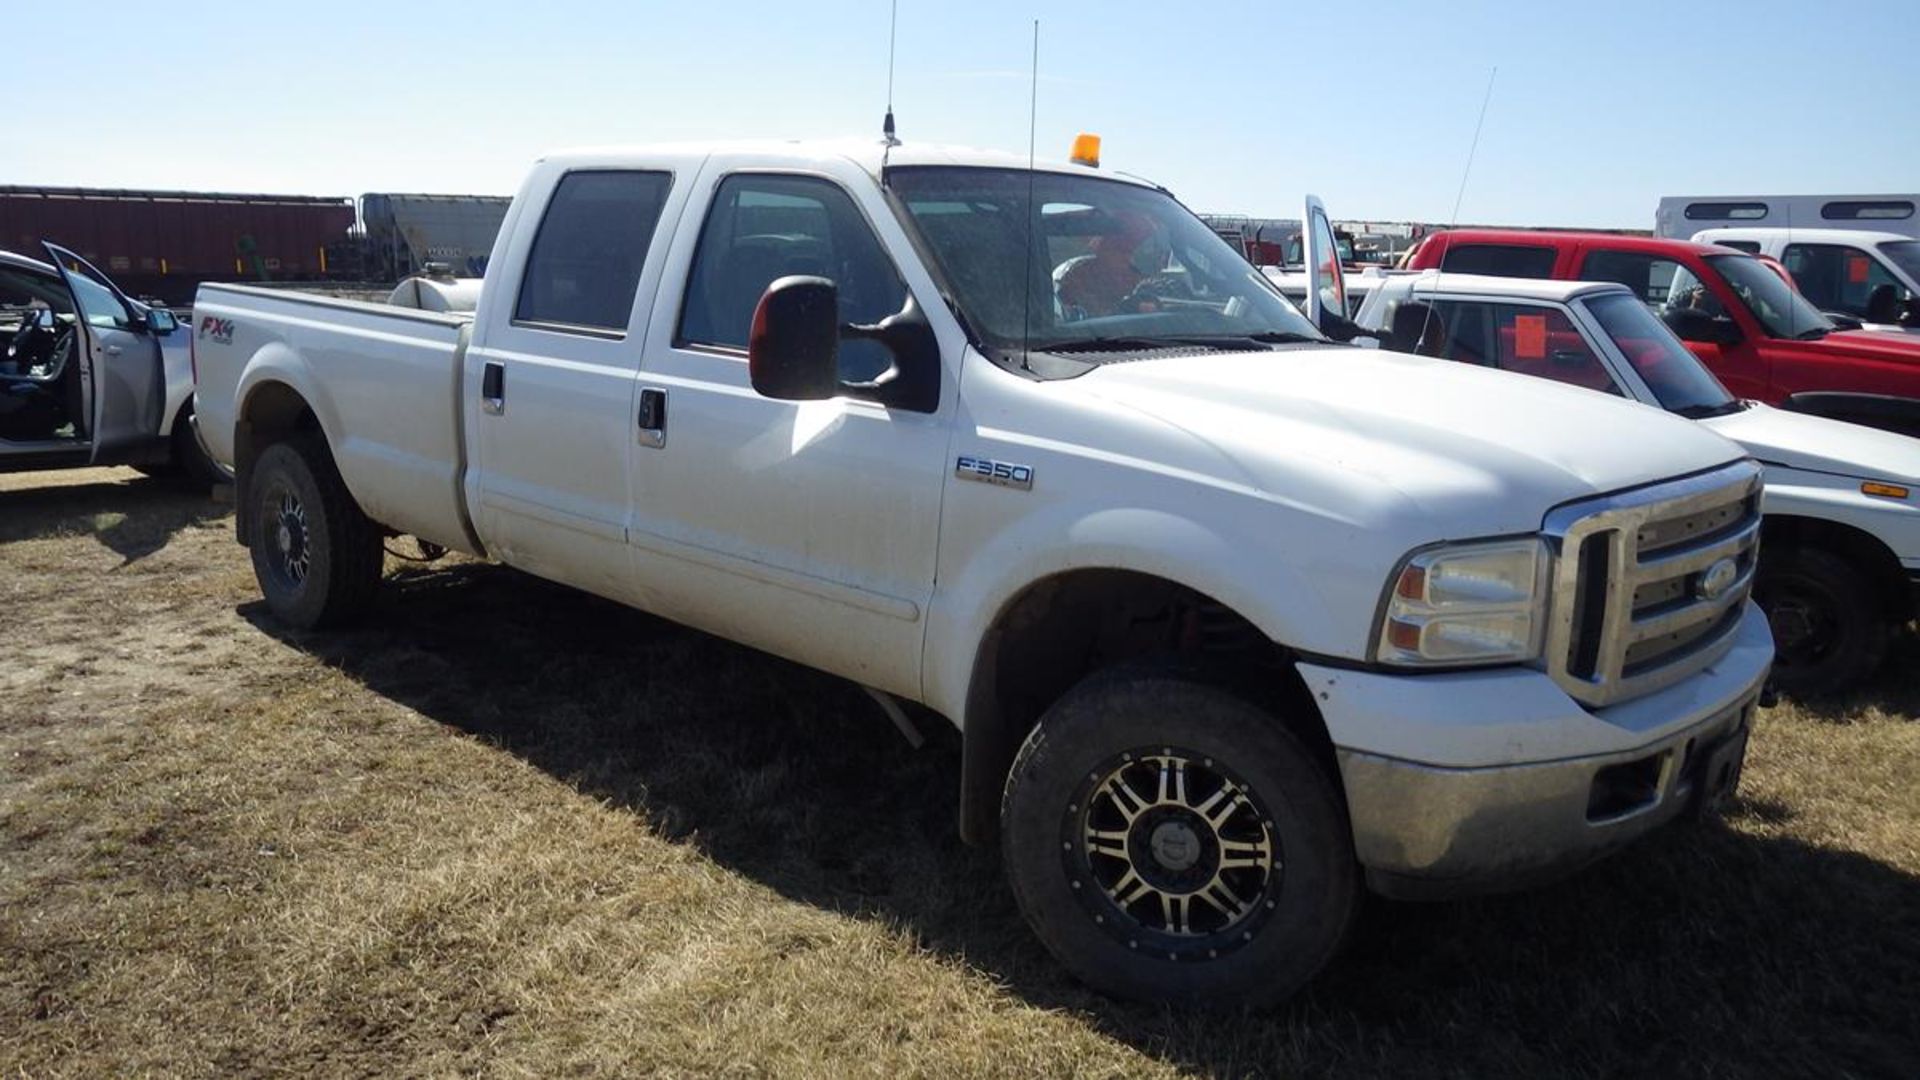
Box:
(1655, 195), (1920, 242)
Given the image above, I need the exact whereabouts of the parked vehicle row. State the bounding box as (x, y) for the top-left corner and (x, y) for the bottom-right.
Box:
(192, 138), (1774, 1008)
(1404, 229), (1920, 438)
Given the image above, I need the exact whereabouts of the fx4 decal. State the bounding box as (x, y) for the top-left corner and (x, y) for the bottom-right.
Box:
(955, 454), (1033, 491)
(198, 316), (235, 344)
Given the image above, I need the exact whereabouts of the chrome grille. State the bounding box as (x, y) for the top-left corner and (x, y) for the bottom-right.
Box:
(1544, 461), (1763, 708)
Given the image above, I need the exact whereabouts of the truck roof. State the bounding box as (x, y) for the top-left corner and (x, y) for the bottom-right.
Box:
(535, 138), (1162, 189)
(1421, 228), (1735, 258)
(1391, 271), (1632, 303)
(1692, 226), (1914, 246)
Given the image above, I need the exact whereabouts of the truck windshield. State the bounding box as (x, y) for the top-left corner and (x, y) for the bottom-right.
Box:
(1583, 292), (1736, 416)
(886, 167), (1324, 361)
(1703, 253), (1834, 340)
(1881, 241), (1920, 284)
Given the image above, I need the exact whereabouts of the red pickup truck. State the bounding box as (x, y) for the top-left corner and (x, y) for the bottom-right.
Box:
(1407, 230), (1920, 436)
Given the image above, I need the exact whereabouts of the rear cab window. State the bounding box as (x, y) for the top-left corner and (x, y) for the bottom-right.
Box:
(514, 170), (675, 336)
(1579, 250), (1688, 305)
(1437, 243), (1557, 279)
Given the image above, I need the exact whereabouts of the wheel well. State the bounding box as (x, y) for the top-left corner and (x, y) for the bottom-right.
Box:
(957, 569), (1334, 844)
(233, 381), (322, 542)
(1762, 515), (1909, 620)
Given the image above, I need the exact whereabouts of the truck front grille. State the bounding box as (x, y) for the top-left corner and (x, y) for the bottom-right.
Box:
(1544, 461), (1763, 708)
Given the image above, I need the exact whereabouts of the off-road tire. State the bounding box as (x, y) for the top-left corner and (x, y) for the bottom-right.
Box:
(247, 434), (383, 629)
(1755, 545), (1888, 697)
(1001, 665), (1357, 1007)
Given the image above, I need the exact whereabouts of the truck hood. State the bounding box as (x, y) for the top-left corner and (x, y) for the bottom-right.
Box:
(1080, 346), (1747, 537)
(1701, 402), (1920, 482)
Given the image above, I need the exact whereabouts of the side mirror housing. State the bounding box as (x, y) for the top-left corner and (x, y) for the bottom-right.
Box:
(1665, 306), (1739, 346)
(145, 307), (179, 335)
(748, 276), (841, 401)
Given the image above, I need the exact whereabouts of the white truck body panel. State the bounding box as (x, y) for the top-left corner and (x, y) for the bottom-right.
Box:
(1655, 195), (1920, 241)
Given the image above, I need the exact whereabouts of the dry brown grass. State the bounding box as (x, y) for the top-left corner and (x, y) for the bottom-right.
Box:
(1, 467), (1916, 1078)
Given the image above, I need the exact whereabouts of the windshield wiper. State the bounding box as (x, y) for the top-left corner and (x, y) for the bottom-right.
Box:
(1041, 336), (1233, 354)
(1793, 326), (1831, 341)
(1672, 401), (1744, 419)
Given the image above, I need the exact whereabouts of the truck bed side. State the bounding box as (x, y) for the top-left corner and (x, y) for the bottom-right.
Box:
(191, 283), (480, 554)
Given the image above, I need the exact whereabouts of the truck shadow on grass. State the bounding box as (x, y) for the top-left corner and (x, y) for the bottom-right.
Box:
(244, 561), (1920, 1078)
(0, 475), (227, 565)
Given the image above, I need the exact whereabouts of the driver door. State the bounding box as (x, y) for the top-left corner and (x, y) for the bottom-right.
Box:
(44, 243), (164, 462)
(1302, 196), (1349, 335)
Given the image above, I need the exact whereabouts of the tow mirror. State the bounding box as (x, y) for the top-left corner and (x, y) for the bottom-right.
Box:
(748, 276), (841, 401)
(1665, 306), (1740, 346)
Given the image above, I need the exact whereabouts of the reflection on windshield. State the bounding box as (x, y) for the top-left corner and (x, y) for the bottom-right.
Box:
(886, 167), (1324, 360)
(1703, 254), (1832, 339)
(1584, 292), (1735, 414)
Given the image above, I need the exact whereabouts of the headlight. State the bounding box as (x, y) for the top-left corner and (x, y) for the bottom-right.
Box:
(1375, 538), (1550, 666)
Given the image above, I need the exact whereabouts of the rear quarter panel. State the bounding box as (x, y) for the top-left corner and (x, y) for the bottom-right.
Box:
(192, 285), (477, 552)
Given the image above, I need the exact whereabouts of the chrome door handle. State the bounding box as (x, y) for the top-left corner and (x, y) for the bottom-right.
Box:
(102, 344), (123, 356)
(481, 361), (505, 415)
(637, 387), (666, 449)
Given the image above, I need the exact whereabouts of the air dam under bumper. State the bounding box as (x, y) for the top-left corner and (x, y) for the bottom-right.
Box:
(1300, 601), (1772, 901)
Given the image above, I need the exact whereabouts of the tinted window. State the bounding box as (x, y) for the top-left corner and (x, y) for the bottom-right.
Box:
(1782, 243), (1910, 318)
(1421, 300), (1621, 395)
(678, 173), (905, 381)
(1584, 291), (1733, 414)
(1438, 243), (1557, 279)
(1684, 202), (1768, 220)
(515, 170), (673, 333)
(1705, 254), (1832, 339)
(1821, 200), (1914, 221)
(1581, 250), (1686, 304)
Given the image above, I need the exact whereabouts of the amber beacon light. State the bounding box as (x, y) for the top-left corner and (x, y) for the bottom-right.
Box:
(1070, 133), (1102, 167)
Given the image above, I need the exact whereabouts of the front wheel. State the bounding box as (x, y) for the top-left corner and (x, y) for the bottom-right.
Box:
(247, 435), (383, 629)
(1755, 546), (1889, 697)
(1001, 667), (1357, 1007)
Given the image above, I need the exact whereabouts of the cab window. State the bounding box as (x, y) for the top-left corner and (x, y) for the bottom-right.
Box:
(1580, 250), (1687, 305)
(515, 170), (674, 334)
(1419, 300), (1622, 395)
(678, 173), (906, 381)
(1437, 243), (1556, 279)
(1782, 243), (1910, 320)
(65, 270), (132, 331)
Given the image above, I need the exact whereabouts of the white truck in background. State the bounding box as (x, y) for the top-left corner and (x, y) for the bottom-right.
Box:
(1690, 228), (1920, 332)
(193, 138), (1772, 1006)
(1340, 269), (1920, 695)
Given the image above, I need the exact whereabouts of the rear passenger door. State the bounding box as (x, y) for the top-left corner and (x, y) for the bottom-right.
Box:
(625, 156), (953, 699)
(466, 166), (687, 599)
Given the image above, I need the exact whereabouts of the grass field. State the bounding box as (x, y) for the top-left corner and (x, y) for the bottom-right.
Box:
(2, 468), (1915, 1078)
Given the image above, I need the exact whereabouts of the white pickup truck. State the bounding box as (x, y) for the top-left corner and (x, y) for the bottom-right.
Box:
(193, 139), (1773, 1006)
(1344, 270), (1920, 695)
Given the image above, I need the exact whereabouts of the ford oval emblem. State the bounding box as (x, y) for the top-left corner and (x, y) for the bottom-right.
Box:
(1697, 557), (1739, 602)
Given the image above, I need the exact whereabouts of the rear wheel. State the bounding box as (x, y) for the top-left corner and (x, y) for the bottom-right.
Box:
(1001, 666), (1356, 1007)
(1755, 545), (1888, 697)
(247, 435), (383, 629)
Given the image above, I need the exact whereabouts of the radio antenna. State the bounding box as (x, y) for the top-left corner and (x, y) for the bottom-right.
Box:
(1019, 18), (1040, 372)
(881, 0), (901, 160)
(1416, 66), (1497, 352)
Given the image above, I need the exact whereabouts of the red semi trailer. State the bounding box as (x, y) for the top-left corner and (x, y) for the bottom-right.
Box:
(0, 186), (356, 305)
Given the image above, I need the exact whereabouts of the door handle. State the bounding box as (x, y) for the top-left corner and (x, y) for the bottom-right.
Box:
(637, 387), (666, 448)
(481, 361), (505, 415)
(102, 344), (123, 357)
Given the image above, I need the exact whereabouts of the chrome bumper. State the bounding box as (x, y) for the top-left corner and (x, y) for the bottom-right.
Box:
(1339, 691), (1757, 900)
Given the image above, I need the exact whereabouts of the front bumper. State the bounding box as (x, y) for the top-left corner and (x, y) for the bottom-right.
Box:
(1299, 600), (1772, 900)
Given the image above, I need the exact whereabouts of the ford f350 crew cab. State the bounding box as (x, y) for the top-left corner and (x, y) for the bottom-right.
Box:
(193, 139), (1773, 1006)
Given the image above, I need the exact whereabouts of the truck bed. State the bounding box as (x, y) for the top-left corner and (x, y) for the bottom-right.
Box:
(191, 283), (479, 554)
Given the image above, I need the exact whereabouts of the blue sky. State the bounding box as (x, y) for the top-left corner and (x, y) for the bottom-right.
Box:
(12, 1), (1915, 227)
